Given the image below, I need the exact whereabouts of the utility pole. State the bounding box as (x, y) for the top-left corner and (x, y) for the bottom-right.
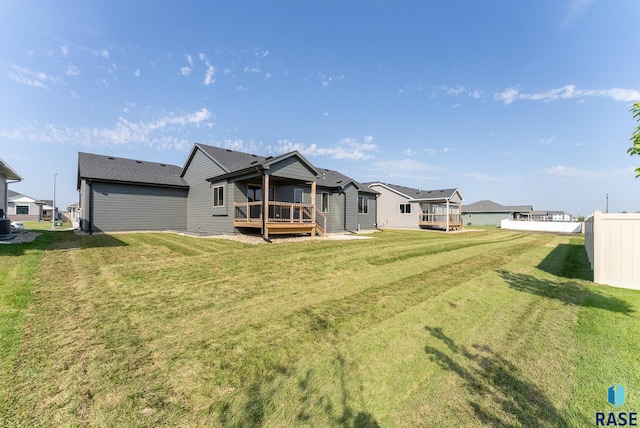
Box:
(606, 193), (609, 214)
(52, 173), (57, 230)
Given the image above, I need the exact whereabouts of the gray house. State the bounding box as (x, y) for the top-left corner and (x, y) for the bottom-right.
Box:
(462, 200), (532, 226)
(77, 143), (378, 238)
(1, 157), (22, 220)
(7, 190), (47, 222)
(366, 182), (463, 231)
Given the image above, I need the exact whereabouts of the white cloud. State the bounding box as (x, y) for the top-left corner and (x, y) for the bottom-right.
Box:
(462, 172), (524, 182)
(8, 65), (62, 89)
(266, 137), (378, 160)
(403, 148), (417, 156)
(66, 64), (80, 76)
(495, 85), (640, 104)
(100, 49), (109, 59)
(60, 45), (69, 57)
(199, 52), (207, 61)
(180, 66), (192, 76)
(372, 159), (443, 181)
(320, 73), (345, 88)
(539, 136), (557, 145)
(364, 135), (374, 144)
(204, 64), (216, 85)
(562, 0), (594, 29)
(541, 165), (634, 178)
(186, 54), (193, 66)
(0, 108), (214, 150)
(134, 69), (141, 78)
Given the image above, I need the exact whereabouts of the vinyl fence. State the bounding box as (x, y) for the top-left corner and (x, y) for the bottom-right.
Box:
(584, 210), (640, 290)
(500, 219), (582, 233)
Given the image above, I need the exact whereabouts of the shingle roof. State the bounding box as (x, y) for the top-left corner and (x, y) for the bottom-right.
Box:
(196, 144), (267, 173)
(77, 152), (188, 188)
(463, 200), (511, 212)
(365, 182), (458, 200)
(7, 190), (46, 204)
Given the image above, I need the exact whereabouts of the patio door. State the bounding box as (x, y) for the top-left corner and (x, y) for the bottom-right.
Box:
(247, 185), (275, 219)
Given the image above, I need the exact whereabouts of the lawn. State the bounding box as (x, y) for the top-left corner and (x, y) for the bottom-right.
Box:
(0, 228), (638, 427)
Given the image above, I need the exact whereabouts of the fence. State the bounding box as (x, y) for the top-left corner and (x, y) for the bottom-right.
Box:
(500, 219), (582, 233)
(584, 210), (640, 290)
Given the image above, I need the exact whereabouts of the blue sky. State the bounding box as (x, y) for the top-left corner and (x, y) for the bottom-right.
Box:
(1, 0), (639, 217)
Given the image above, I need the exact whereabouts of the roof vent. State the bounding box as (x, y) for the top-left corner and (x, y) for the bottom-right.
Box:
(250, 160), (258, 165)
(108, 157), (115, 160)
(136, 161), (142, 164)
(337, 180), (342, 184)
(265, 156), (273, 160)
(226, 149), (232, 152)
(160, 164), (166, 167)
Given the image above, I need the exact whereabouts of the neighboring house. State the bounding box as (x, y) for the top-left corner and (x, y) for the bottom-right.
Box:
(366, 182), (463, 231)
(531, 210), (572, 222)
(7, 190), (46, 222)
(67, 203), (80, 222)
(462, 200), (533, 226)
(77, 143), (379, 238)
(40, 199), (59, 221)
(1, 157), (22, 219)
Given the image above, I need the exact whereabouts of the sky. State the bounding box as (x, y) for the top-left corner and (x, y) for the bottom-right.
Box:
(1, 0), (639, 218)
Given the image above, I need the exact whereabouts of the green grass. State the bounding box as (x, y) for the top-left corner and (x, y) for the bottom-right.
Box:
(0, 229), (638, 426)
(20, 221), (73, 230)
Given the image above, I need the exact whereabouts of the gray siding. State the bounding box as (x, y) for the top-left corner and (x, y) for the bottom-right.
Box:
(462, 212), (509, 227)
(315, 189), (343, 233)
(358, 193), (377, 230)
(90, 182), (187, 232)
(1, 175), (6, 216)
(269, 157), (317, 181)
(344, 184), (359, 232)
(79, 180), (89, 231)
(183, 149), (235, 234)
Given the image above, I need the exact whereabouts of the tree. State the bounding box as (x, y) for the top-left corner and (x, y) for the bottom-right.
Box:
(629, 102), (640, 177)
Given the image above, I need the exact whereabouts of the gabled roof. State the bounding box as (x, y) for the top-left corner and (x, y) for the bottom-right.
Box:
(315, 168), (378, 193)
(463, 200), (511, 212)
(0, 157), (22, 181)
(506, 205), (533, 212)
(366, 182), (460, 201)
(7, 190), (46, 205)
(77, 152), (188, 189)
(194, 143), (322, 182)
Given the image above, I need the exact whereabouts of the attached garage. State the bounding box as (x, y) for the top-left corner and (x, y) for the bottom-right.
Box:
(78, 153), (189, 233)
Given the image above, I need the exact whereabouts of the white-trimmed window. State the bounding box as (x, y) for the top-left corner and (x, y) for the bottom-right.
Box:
(399, 203), (411, 214)
(294, 188), (304, 204)
(16, 205), (29, 215)
(213, 185), (225, 207)
(358, 196), (369, 214)
(321, 192), (329, 213)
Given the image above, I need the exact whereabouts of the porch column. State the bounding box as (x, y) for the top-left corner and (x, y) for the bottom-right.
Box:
(458, 203), (462, 229)
(310, 181), (316, 237)
(446, 199), (450, 232)
(263, 173), (270, 240)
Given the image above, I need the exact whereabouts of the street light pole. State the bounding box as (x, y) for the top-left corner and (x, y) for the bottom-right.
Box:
(52, 173), (57, 230)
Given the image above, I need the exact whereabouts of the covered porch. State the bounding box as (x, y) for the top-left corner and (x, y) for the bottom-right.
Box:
(416, 189), (464, 232)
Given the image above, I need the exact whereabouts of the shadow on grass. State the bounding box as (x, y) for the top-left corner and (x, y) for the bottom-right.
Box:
(218, 355), (380, 428)
(536, 243), (593, 281)
(0, 230), (128, 257)
(498, 270), (633, 315)
(424, 326), (571, 427)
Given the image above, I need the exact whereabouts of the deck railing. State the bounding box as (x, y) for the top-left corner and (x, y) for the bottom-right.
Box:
(234, 201), (316, 224)
(419, 213), (462, 225)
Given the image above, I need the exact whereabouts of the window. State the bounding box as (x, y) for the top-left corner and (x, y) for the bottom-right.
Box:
(321, 192), (329, 213)
(213, 185), (224, 207)
(358, 196), (368, 214)
(399, 203), (411, 214)
(16, 205), (29, 215)
(294, 188), (304, 204)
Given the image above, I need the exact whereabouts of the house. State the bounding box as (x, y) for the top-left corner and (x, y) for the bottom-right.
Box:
(40, 200), (59, 221)
(77, 143), (379, 239)
(1, 157), (22, 233)
(366, 182), (463, 231)
(67, 203), (80, 222)
(462, 200), (533, 226)
(7, 190), (47, 222)
(531, 210), (572, 222)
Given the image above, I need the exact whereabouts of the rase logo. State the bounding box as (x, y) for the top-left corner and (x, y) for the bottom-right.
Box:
(596, 384), (637, 426)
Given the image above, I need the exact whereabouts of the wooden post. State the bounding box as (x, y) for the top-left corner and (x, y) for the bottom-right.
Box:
(446, 199), (450, 232)
(310, 181), (316, 237)
(263, 173), (269, 240)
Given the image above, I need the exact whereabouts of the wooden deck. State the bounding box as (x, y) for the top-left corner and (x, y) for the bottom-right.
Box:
(234, 201), (326, 237)
(419, 214), (462, 231)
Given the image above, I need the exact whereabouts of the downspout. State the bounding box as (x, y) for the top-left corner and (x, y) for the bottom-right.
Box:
(4, 178), (21, 218)
(88, 180), (93, 235)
